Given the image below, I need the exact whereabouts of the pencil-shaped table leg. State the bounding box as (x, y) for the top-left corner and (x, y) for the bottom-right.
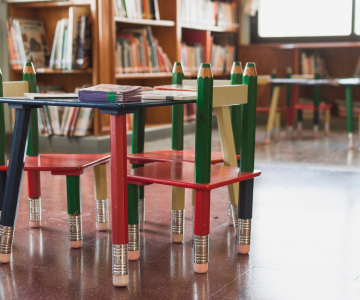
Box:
(265, 86), (280, 144)
(297, 109), (303, 137)
(94, 164), (108, 231)
(345, 86), (354, 149)
(313, 73), (320, 138)
(171, 63), (186, 242)
(274, 112), (281, 141)
(0, 107), (32, 263)
(324, 108), (331, 136)
(0, 70), (7, 222)
(66, 175), (83, 248)
(110, 113), (129, 287)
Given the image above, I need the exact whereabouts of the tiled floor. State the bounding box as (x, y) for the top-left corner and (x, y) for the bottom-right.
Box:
(1, 127), (360, 299)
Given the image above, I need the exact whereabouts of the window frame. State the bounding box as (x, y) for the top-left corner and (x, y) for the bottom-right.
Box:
(251, 0), (359, 43)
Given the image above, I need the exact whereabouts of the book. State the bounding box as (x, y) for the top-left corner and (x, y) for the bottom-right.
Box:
(74, 107), (93, 136)
(353, 57), (360, 77)
(75, 16), (92, 69)
(154, 84), (196, 92)
(142, 90), (196, 101)
(24, 93), (78, 99)
(78, 84), (142, 102)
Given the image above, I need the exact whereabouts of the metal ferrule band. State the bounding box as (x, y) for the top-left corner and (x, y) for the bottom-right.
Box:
(314, 125), (319, 135)
(171, 209), (184, 235)
(231, 204), (239, 228)
(29, 197), (41, 222)
(237, 219), (251, 245)
(96, 198), (109, 224)
(68, 214), (83, 241)
(228, 201), (231, 217)
(139, 198), (145, 230)
(112, 244), (129, 276)
(193, 235), (209, 264)
(128, 224), (140, 251)
(0, 225), (15, 254)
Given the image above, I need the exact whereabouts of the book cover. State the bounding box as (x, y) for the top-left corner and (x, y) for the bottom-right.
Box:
(74, 107), (93, 136)
(142, 90), (196, 101)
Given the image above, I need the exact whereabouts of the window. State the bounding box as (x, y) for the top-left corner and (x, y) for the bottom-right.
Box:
(252, 0), (359, 43)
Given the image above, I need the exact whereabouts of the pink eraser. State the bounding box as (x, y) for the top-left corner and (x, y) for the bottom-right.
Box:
(237, 244), (250, 254)
(0, 253), (11, 264)
(96, 222), (108, 231)
(264, 139), (270, 144)
(128, 250), (139, 261)
(172, 233), (183, 243)
(194, 263), (208, 273)
(113, 275), (129, 287)
(70, 241), (82, 249)
(29, 221), (40, 228)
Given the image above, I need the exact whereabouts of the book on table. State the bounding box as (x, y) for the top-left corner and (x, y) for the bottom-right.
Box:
(154, 84), (196, 92)
(142, 90), (196, 101)
(78, 84), (142, 102)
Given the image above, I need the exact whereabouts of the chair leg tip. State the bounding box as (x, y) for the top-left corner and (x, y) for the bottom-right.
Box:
(96, 222), (109, 231)
(29, 221), (40, 228)
(0, 253), (11, 264)
(172, 233), (183, 243)
(128, 250), (139, 261)
(70, 241), (82, 249)
(237, 244), (250, 255)
(113, 275), (129, 287)
(194, 263), (208, 273)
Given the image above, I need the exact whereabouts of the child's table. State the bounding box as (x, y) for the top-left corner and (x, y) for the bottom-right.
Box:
(0, 96), (195, 287)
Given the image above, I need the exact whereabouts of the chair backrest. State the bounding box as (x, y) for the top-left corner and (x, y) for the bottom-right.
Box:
(0, 62), (39, 157)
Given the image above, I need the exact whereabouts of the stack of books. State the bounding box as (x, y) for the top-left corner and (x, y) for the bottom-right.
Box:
(114, 0), (160, 20)
(211, 43), (235, 74)
(181, 43), (204, 74)
(6, 18), (50, 69)
(49, 7), (92, 70)
(115, 26), (172, 74)
(78, 84), (142, 103)
(180, 0), (239, 27)
(300, 52), (329, 78)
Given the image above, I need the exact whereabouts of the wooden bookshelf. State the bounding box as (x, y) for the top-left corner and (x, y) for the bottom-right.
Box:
(6, 0), (242, 136)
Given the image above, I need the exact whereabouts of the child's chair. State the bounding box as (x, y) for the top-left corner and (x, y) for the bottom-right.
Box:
(128, 62), (243, 245)
(127, 63), (261, 272)
(0, 63), (110, 253)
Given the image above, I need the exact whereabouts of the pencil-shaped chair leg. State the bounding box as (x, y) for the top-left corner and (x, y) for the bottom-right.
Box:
(265, 86), (281, 144)
(324, 108), (330, 136)
(28, 171), (41, 228)
(345, 86), (354, 149)
(274, 112), (281, 141)
(172, 187), (185, 243)
(193, 190), (211, 273)
(0, 71), (6, 221)
(67, 175), (83, 248)
(128, 183), (140, 260)
(138, 186), (145, 231)
(94, 164), (108, 231)
(297, 109), (303, 137)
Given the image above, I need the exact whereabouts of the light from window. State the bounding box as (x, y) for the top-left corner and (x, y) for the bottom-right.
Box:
(258, 0), (353, 37)
(355, 0), (360, 34)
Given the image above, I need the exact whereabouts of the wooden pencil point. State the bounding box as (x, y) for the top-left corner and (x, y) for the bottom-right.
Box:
(286, 66), (292, 74)
(231, 62), (243, 75)
(23, 62), (36, 74)
(173, 62), (184, 74)
(271, 67), (277, 74)
(198, 63), (213, 78)
(243, 63), (257, 77)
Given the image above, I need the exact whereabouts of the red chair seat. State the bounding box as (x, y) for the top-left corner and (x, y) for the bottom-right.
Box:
(295, 103), (332, 110)
(256, 106), (283, 113)
(128, 161), (261, 190)
(0, 154), (110, 176)
(128, 149), (240, 165)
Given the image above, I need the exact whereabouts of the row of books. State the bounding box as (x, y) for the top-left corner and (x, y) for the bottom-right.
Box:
(49, 7), (92, 70)
(301, 52), (329, 78)
(6, 18), (50, 69)
(115, 26), (172, 74)
(181, 42), (235, 74)
(114, 0), (160, 20)
(180, 0), (239, 27)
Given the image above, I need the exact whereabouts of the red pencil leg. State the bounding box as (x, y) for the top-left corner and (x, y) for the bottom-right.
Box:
(27, 170), (41, 228)
(286, 86), (297, 138)
(110, 114), (129, 287)
(193, 189), (211, 273)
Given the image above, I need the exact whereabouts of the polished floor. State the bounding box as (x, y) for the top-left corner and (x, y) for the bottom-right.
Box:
(1, 126), (360, 299)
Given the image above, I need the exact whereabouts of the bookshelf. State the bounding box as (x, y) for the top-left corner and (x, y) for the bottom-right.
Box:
(6, 0), (241, 138)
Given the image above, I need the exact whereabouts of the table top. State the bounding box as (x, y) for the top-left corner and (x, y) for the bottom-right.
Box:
(0, 97), (196, 113)
(270, 78), (360, 86)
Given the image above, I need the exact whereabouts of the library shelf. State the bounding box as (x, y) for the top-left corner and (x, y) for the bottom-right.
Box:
(12, 68), (93, 74)
(114, 17), (175, 27)
(241, 42), (360, 49)
(6, 0), (91, 7)
(116, 72), (172, 79)
(180, 23), (239, 33)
